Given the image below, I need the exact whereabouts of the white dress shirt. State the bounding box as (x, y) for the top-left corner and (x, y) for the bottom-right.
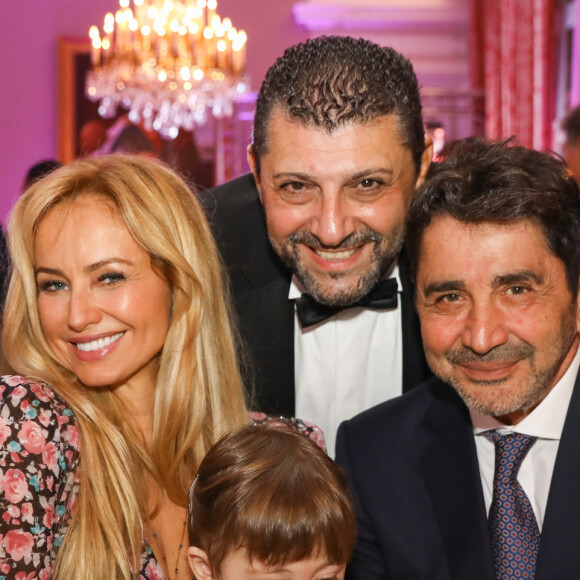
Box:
(292, 262), (403, 457)
(471, 344), (580, 530)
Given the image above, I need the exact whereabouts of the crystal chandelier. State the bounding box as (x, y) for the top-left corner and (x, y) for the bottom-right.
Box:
(86, 0), (249, 138)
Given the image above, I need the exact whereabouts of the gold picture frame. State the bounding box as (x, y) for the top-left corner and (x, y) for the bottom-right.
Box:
(57, 36), (123, 163)
(57, 37), (91, 162)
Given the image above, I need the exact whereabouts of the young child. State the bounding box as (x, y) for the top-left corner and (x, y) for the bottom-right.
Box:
(187, 419), (356, 580)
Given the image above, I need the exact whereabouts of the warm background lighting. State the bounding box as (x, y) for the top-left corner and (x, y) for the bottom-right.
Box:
(86, 0), (249, 138)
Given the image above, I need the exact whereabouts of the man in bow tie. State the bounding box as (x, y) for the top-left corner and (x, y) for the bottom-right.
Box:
(336, 138), (580, 579)
(201, 36), (433, 455)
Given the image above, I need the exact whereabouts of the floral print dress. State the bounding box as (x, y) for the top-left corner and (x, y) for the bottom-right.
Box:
(0, 376), (165, 579)
(0, 376), (80, 578)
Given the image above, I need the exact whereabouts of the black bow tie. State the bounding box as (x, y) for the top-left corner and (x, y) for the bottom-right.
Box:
(295, 277), (399, 329)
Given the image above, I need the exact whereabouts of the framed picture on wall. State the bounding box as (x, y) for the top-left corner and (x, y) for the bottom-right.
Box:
(57, 36), (123, 163)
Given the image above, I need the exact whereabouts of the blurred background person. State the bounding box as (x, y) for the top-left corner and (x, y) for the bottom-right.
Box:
(22, 159), (63, 192)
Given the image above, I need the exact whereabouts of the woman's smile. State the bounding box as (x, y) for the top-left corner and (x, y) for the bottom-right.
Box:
(34, 196), (171, 394)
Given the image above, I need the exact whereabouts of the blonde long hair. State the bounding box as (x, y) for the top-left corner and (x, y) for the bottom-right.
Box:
(3, 155), (248, 579)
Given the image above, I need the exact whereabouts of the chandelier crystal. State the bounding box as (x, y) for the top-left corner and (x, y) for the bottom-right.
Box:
(86, 0), (249, 138)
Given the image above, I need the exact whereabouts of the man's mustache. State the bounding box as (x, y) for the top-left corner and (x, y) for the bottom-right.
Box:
(446, 342), (534, 365)
(287, 229), (382, 250)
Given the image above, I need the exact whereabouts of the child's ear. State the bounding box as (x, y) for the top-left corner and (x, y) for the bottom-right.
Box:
(187, 546), (214, 580)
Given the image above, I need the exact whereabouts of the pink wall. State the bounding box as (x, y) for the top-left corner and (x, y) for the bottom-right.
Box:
(0, 0), (307, 225)
(217, 0), (308, 89)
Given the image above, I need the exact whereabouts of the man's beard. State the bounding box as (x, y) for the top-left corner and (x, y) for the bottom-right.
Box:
(270, 225), (405, 307)
(436, 317), (577, 419)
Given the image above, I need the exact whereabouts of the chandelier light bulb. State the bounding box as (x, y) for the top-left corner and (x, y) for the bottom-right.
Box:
(86, 0), (249, 135)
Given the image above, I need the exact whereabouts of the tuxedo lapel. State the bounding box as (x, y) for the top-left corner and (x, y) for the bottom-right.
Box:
(235, 277), (296, 416)
(421, 383), (495, 580)
(535, 370), (580, 579)
(202, 174), (297, 416)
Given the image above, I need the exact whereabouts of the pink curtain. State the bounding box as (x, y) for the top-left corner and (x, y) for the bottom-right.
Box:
(471, 0), (558, 150)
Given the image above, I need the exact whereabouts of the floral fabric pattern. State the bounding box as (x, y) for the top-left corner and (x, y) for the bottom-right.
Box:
(139, 544), (165, 580)
(0, 376), (164, 579)
(0, 376), (80, 578)
(249, 412), (327, 451)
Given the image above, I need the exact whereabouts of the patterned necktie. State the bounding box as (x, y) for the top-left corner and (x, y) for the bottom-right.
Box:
(484, 431), (540, 579)
(295, 277), (398, 328)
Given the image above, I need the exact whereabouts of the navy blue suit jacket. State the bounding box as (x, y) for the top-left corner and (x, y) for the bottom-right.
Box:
(336, 374), (580, 579)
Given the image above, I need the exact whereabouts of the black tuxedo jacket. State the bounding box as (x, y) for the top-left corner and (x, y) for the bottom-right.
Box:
(335, 374), (580, 579)
(200, 174), (432, 416)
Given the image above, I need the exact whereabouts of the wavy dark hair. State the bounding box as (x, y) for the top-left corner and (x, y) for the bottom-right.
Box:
(252, 35), (425, 176)
(407, 137), (580, 293)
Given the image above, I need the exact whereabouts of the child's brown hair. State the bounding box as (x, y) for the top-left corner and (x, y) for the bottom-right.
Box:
(188, 420), (356, 574)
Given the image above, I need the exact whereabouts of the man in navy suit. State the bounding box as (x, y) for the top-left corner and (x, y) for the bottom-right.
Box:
(336, 138), (580, 579)
(201, 36), (433, 455)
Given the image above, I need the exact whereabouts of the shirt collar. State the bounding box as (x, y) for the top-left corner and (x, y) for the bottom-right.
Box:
(288, 260), (401, 300)
(471, 341), (580, 440)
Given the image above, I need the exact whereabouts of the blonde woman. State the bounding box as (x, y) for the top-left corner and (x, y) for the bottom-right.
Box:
(0, 155), (248, 579)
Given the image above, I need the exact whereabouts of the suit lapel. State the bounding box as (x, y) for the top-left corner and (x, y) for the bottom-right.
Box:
(535, 370), (580, 578)
(421, 383), (495, 580)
